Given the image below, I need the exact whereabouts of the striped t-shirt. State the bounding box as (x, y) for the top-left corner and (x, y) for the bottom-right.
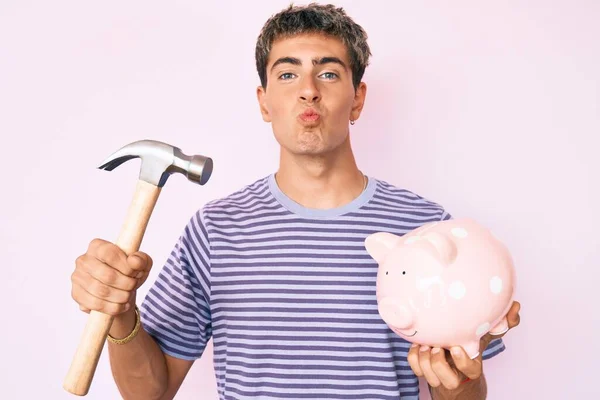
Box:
(139, 173), (505, 400)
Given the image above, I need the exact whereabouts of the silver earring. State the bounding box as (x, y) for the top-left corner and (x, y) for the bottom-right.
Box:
(350, 120), (355, 125)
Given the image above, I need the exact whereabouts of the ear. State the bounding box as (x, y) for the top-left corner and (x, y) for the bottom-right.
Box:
(365, 231), (401, 263)
(256, 85), (271, 123)
(422, 232), (458, 265)
(350, 82), (367, 122)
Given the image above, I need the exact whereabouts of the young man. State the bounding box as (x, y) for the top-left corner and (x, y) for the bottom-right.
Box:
(71, 3), (520, 399)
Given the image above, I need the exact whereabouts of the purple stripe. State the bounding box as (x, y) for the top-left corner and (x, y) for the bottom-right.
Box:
(210, 288), (374, 296)
(223, 343), (401, 354)
(213, 243), (367, 251)
(213, 261), (375, 268)
(212, 270), (376, 278)
(216, 325), (389, 334)
(212, 235), (366, 244)
(223, 359), (410, 372)
(210, 226), (379, 236)
(224, 386), (405, 400)
(210, 190), (271, 206)
(369, 196), (442, 210)
(372, 192), (442, 208)
(353, 209), (443, 220)
(209, 198), (278, 213)
(225, 371), (402, 382)
(223, 183), (269, 200)
(213, 279), (374, 287)
(212, 252), (373, 260)
(209, 210), (290, 223)
(209, 202), (281, 214)
(213, 308), (379, 315)
(225, 333), (402, 343)
(213, 316), (381, 325)
(210, 297), (377, 305)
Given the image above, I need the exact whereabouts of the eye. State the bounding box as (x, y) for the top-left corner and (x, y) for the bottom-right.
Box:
(319, 72), (338, 80)
(278, 72), (296, 80)
(385, 271), (389, 275)
(403, 271), (406, 275)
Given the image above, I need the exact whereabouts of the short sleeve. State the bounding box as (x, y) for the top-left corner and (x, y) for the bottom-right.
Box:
(482, 337), (506, 360)
(440, 208), (507, 360)
(139, 209), (212, 360)
(440, 209), (453, 221)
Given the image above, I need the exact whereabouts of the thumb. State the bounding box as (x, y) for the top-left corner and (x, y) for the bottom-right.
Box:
(127, 252), (153, 289)
(450, 346), (483, 380)
(127, 252), (153, 272)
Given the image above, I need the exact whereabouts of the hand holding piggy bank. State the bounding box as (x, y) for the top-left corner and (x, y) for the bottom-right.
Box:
(365, 218), (516, 359)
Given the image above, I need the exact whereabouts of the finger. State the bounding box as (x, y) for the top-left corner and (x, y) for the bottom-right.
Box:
(508, 301), (521, 328)
(418, 346), (441, 388)
(71, 282), (131, 316)
(450, 346), (482, 380)
(71, 268), (132, 304)
(76, 254), (138, 292)
(89, 239), (137, 277)
(407, 344), (423, 377)
(430, 348), (461, 390)
(128, 252), (153, 288)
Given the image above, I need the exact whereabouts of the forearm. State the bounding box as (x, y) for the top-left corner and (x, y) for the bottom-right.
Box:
(107, 308), (168, 400)
(430, 373), (488, 400)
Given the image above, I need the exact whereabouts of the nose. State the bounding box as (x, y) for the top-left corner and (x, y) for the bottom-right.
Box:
(378, 298), (414, 330)
(299, 76), (320, 103)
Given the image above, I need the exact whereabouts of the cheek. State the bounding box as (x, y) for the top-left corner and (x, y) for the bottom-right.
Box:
(328, 92), (355, 120)
(266, 88), (293, 118)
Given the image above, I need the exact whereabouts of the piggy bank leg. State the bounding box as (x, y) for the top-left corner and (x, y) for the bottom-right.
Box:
(489, 317), (509, 335)
(462, 341), (480, 359)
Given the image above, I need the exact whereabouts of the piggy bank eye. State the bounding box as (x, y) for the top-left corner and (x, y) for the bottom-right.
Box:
(403, 271), (406, 275)
(385, 271), (389, 275)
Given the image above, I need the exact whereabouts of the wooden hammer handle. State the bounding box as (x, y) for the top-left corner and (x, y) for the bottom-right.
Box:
(63, 180), (162, 396)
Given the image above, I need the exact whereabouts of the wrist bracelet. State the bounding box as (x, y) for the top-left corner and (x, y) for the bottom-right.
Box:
(107, 305), (141, 345)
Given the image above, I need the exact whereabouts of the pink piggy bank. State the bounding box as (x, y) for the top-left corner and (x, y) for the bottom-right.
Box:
(365, 218), (516, 359)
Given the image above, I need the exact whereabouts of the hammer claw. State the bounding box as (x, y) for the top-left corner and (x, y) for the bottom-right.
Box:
(98, 155), (138, 171)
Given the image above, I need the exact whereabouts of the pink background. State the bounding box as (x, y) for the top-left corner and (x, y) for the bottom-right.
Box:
(1, 1), (598, 399)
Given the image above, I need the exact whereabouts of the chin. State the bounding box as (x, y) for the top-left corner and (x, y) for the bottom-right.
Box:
(287, 138), (327, 155)
(290, 146), (327, 156)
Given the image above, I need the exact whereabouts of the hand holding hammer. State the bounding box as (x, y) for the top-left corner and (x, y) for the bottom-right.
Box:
(64, 140), (213, 396)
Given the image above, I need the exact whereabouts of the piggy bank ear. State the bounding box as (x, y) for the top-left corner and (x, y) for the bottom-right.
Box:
(422, 232), (458, 265)
(365, 232), (401, 263)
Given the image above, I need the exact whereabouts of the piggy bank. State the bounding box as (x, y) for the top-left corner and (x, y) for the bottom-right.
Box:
(365, 218), (516, 359)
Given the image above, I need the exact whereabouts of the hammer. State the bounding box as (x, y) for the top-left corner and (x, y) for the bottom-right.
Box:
(63, 139), (213, 396)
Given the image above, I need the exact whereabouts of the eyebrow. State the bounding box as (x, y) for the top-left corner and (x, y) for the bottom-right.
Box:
(270, 56), (347, 73)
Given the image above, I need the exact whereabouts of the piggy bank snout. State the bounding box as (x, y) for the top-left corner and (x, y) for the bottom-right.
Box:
(378, 298), (414, 330)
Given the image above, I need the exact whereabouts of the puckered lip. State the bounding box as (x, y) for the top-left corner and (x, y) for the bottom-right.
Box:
(299, 107), (320, 117)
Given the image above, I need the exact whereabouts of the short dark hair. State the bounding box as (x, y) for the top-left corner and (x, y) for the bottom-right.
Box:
(255, 3), (372, 90)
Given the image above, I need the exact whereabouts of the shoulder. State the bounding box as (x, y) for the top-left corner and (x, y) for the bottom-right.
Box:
(206, 175), (270, 210)
(188, 175), (272, 226)
(174, 175), (272, 247)
(370, 176), (452, 220)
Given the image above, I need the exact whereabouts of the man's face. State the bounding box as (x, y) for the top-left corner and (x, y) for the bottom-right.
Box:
(257, 33), (367, 156)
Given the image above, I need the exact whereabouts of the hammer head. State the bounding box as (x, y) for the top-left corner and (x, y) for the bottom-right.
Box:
(98, 140), (213, 187)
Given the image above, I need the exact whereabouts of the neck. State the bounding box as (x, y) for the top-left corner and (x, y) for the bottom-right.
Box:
(275, 137), (367, 209)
